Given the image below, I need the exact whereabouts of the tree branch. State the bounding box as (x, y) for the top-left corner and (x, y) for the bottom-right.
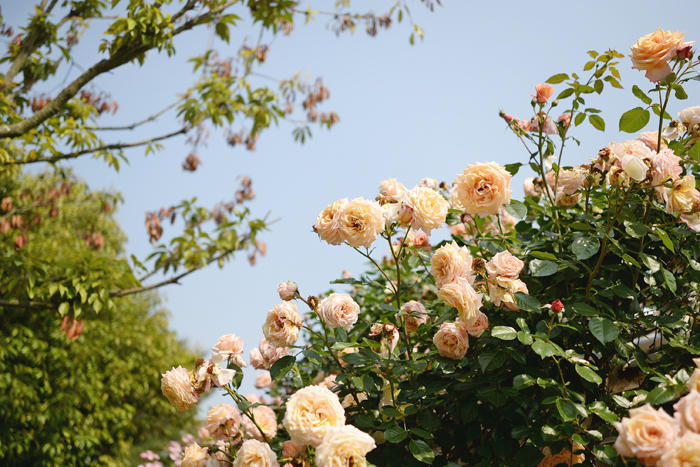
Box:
(0, 299), (58, 310)
(4, 126), (188, 165)
(87, 97), (185, 131)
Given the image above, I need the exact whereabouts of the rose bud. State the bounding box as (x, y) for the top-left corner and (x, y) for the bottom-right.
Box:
(551, 299), (565, 313)
(677, 43), (694, 60)
(277, 281), (298, 301)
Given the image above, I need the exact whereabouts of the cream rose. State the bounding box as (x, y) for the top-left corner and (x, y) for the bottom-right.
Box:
(161, 366), (200, 412)
(233, 439), (280, 467)
(630, 29), (687, 83)
(205, 404), (241, 441)
(419, 177), (438, 189)
(241, 405), (278, 441)
(460, 311), (489, 338)
(339, 197), (385, 248)
(537, 442), (585, 467)
(277, 281), (298, 301)
(657, 432), (700, 467)
(181, 442), (209, 467)
(378, 178), (406, 202)
(452, 162), (513, 217)
(397, 300), (429, 332)
(545, 167), (588, 196)
(283, 385), (346, 447)
(437, 276), (483, 324)
(614, 403), (680, 466)
(621, 154), (650, 182)
(485, 250), (524, 278)
(212, 333), (245, 359)
(651, 148), (682, 187)
(255, 371), (273, 389)
(399, 186), (449, 235)
(433, 321), (469, 360)
(674, 390), (700, 434)
(314, 198), (348, 246)
(679, 106), (700, 132)
(317, 293), (360, 331)
(282, 440), (305, 459)
(263, 302), (303, 348)
(637, 131), (662, 151)
(430, 241), (474, 288)
(663, 175), (700, 214)
(315, 425), (377, 467)
(488, 277), (529, 311)
(250, 338), (289, 370)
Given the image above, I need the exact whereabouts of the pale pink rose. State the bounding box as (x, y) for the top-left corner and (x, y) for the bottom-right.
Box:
(398, 186), (449, 235)
(437, 276), (483, 324)
(314, 198), (348, 246)
(397, 300), (429, 332)
(545, 167), (587, 196)
(430, 241), (474, 288)
(433, 321), (469, 359)
(212, 334), (245, 359)
(321, 374), (337, 389)
(255, 371), (273, 389)
(614, 404), (680, 465)
(241, 405), (278, 441)
(315, 425), (376, 467)
(557, 113), (571, 130)
(250, 338), (289, 370)
(412, 232), (431, 250)
(663, 175), (700, 214)
(637, 131), (662, 151)
(277, 281), (298, 301)
(214, 440), (229, 462)
(674, 390), (700, 434)
(538, 442), (585, 467)
(630, 29), (687, 83)
(657, 431), (700, 467)
(282, 440), (305, 458)
(679, 106), (700, 132)
(341, 270), (353, 279)
(650, 147), (682, 189)
(283, 385), (346, 448)
(197, 426), (210, 441)
(245, 393), (263, 404)
(681, 213), (700, 232)
(181, 443), (209, 467)
(317, 293), (360, 331)
(378, 178), (407, 202)
(517, 118), (531, 133)
(161, 366), (200, 412)
(205, 404), (241, 441)
(488, 277), (529, 311)
(485, 250), (524, 278)
(532, 84), (554, 104)
(502, 113), (514, 123)
(339, 197), (385, 248)
(452, 162), (513, 217)
(460, 311), (489, 338)
(263, 302), (303, 347)
(529, 114), (558, 135)
(450, 223), (467, 237)
(233, 439), (279, 467)
(523, 177), (538, 197)
(418, 178), (438, 189)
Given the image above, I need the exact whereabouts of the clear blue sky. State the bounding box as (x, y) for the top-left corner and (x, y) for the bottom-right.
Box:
(4, 0), (700, 413)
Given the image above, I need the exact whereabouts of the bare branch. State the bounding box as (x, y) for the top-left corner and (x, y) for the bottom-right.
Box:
(87, 97), (185, 131)
(0, 299), (58, 310)
(4, 127), (188, 165)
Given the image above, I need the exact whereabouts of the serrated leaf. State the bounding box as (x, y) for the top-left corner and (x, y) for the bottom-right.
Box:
(589, 114), (605, 131)
(384, 425), (407, 443)
(689, 141), (700, 161)
(576, 365), (602, 385)
(409, 439), (434, 465)
(530, 259), (558, 277)
(492, 326), (517, 340)
(624, 221), (647, 239)
(572, 236), (600, 260)
(514, 293), (541, 312)
(479, 349), (506, 372)
(655, 227), (675, 252)
(632, 85), (653, 105)
(571, 302), (598, 317)
(530, 251), (558, 261)
(646, 387), (677, 405)
(546, 73), (569, 84)
(417, 410), (441, 431)
(589, 318), (619, 344)
(556, 398), (579, 421)
(270, 355), (295, 380)
(661, 267), (677, 294)
(504, 201), (527, 220)
(513, 374), (536, 390)
(619, 107), (650, 133)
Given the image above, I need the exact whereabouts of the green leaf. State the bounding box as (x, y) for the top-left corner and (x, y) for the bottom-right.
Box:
(589, 318), (619, 344)
(58, 302), (69, 316)
(270, 355), (295, 380)
(479, 349), (506, 372)
(546, 73), (569, 84)
(384, 425), (408, 443)
(409, 428), (433, 439)
(557, 88), (575, 99)
(661, 267), (677, 294)
(589, 114), (605, 131)
(529, 259), (558, 277)
(632, 85), (652, 105)
(513, 374), (536, 390)
(640, 253), (661, 273)
(659, 72), (677, 86)
(571, 302), (598, 317)
(572, 236), (600, 261)
(514, 293), (541, 312)
(529, 251), (558, 261)
(417, 410), (441, 431)
(492, 326), (517, 340)
(532, 339), (558, 358)
(409, 439), (435, 465)
(576, 365), (602, 385)
(595, 446), (618, 466)
(655, 227), (675, 252)
(302, 349), (323, 365)
(624, 221), (647, 239)
(689, 141), (700, 161)
(460, 402), (478, 423)
(504, 201), (527, 220)
(574, 112), (586, 126)
(556, 398), (579, 421)
(646, 387), (677, 405)
(619, 107), (650, 133)
(504, 162), (523, 176)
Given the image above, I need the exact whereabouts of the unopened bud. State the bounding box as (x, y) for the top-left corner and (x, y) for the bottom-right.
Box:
(551, 299), (565, 313)
(503, 114), (514, 123)
(277, 281), (298, 301)
(677, 44), (694, 60)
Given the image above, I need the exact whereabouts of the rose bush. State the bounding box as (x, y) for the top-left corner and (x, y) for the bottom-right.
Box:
(152, 30), (700, 467)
